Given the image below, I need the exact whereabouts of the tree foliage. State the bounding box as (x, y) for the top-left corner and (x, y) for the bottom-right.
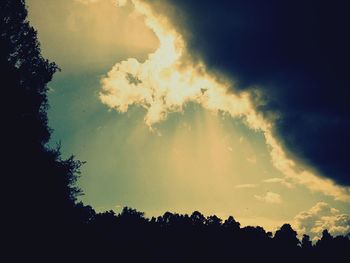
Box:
(1, 1), (83, 260)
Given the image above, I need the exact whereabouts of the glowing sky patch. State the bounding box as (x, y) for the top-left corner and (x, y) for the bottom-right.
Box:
(100, 0), (350, 202)
(26, 0), (350, 237)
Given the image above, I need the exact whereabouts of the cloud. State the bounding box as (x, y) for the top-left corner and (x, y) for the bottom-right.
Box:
(263, 177), (293, 189)
(254, 192), (282, 204)
(75, 0), (125, 5)
(246, 156), (257, 164)
(116, 0), (128, 6)
(294, 202), (350, 241)
(144, 0), (350, 187)
(99, 0), (350, 202)
(100, 0), (253, 127)
(27, 0), (158, 71)
(235, 184), (257, 189)
(75, 0), (100, 4)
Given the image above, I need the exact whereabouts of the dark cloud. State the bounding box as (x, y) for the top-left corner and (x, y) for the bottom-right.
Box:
(148, 0), (350, 185)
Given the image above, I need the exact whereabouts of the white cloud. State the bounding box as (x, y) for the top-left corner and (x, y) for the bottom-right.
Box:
(115, 0), (127, 6)
(235, 184), (257, 189)
(263, 177), (293, 188)
(294, 202), (350, 241)
(246, 156), (257, 164)
(254, 191), (282, 204)
(99, 0), (350, 202)
(74, 0), (100, 4)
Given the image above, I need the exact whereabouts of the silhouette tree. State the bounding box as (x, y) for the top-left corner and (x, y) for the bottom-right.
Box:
(273, 224), (301, 262)
(206, 215), (222, 227)
(301, 234), (313, 250)
(1, 1), (84, 260)
(319, 229), (333, 244)
(223, 215), (240, 231)
(314, 229), (350, 262)
(274, 223), (300, 248)
(190, 211), (206, 226)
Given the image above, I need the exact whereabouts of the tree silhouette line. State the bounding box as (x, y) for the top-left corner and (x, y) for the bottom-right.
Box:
(1, 1), (349, 262)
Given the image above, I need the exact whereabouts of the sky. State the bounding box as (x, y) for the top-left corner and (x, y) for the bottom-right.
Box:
(27, 0), (350, 240)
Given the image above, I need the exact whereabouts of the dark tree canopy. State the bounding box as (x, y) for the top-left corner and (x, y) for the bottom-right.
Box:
(2, 1), (349, 262)
(1, 1), (82, 260)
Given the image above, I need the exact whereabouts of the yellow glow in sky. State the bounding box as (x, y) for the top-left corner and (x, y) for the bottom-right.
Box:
(27, 0), (158, 71)
(100, 0), (350, 203)
(26, 0), (350, 239)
